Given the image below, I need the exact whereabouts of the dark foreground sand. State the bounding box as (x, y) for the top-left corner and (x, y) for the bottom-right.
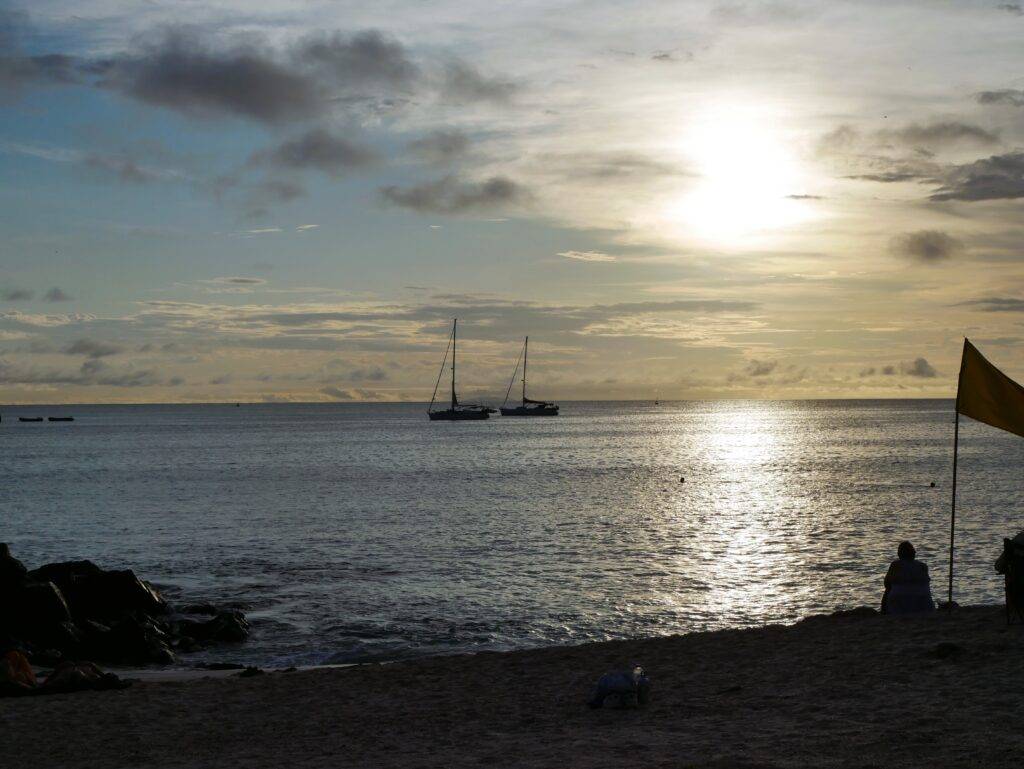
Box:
(3, 605), (1023, 769)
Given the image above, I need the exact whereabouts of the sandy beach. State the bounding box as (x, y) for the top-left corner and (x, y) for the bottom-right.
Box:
(2, 605), (1022, 768)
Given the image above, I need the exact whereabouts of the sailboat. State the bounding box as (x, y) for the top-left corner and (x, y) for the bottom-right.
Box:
(499, 337), (559, 417)
(428, 319), (494, 421)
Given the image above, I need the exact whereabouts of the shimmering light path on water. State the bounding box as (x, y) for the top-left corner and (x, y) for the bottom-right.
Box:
(2, 400), (1020, 667)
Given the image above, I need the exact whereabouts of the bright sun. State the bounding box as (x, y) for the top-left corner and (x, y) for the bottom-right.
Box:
(663, 103), (815, 247)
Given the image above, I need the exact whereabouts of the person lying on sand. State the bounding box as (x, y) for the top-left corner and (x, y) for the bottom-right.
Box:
(995, 530), (1024, 574)
(881, 541), (935, 615)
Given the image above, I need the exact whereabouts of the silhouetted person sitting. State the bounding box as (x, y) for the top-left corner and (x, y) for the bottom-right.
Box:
(881, 541), (935, 615)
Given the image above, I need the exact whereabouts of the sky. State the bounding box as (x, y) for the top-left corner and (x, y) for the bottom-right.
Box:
(3, 1), (1024, 403)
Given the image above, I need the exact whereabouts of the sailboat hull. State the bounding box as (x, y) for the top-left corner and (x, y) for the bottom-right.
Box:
(428, 409), (490, 420)
(499, 405), (559, 416)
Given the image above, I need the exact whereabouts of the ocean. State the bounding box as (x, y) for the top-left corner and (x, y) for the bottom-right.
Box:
(2, 400), (1021, 668)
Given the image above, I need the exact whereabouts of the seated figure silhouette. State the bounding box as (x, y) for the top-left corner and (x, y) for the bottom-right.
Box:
(881, 541), (935, 615)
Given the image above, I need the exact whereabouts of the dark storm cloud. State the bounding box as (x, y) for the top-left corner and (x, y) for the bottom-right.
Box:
(890, 230), (963, 263)
(900, 358), (937, 378)
(1, 288), (33, 301)
(408, 130), (470, 164)
(438, 61), (516, 104)
(44, 287), (72, 302)
(380, 175), (526, 214)
(976, 89), (1024, 107)
(63, 338), (123, 358)
(930, 152), (1024, 201)
(997, 3), (1023, 15)
(250, 129), (378, 176)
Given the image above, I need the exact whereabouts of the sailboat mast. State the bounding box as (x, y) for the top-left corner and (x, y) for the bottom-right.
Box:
(451, 319), (458, 409)
(522, 336), (528, 405)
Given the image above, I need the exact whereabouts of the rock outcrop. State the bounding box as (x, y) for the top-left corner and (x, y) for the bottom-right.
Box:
(0, 544), (249, 669)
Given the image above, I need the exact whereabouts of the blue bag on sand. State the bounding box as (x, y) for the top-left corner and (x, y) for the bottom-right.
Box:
(588, 666), (650, 709)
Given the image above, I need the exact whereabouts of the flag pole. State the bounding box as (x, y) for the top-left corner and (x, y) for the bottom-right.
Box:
(948, 409), (959, 607)
(948, 339), (967, 607)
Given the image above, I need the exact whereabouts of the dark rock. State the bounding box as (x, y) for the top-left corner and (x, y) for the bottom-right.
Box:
(8, 581), (72, 636)
(0, 544), (28, 590)
(180, 603), (218, 616)
(197, 662), (246, 671)
(236, 666), (263, 677)
(27, 561), (166, 621)
(0, 650), (37, 697)
(26, 560), (103, 594)
(85, 616), (175, 665)
(174, 611), (250, 645)
(41, 661), (130, 694)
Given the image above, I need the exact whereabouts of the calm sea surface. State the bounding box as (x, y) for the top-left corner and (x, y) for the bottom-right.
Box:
(2, 400), (1022, 667)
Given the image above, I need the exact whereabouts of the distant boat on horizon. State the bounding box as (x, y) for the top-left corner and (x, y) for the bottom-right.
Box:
(500, 336), (559, 417)
(428, 319), (494, 421)
(18, 417), (43, 422)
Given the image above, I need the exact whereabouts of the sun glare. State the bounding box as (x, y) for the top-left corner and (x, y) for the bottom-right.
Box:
(664, 103), (815, 247)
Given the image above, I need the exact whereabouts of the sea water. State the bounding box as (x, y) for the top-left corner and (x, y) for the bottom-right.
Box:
(2, 400), (1020, 667)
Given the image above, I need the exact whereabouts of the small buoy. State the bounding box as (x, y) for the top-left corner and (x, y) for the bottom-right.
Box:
(930, 482), (936, 488)
(679, 477), (685, 483)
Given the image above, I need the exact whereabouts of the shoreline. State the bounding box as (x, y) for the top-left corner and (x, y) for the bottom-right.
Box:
(5, 604), (1024, 768)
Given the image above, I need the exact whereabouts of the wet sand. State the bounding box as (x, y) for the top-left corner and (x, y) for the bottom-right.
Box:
(3, 605), (1023, 768)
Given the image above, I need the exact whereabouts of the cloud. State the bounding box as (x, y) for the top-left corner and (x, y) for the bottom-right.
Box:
(63, 338), (123, 358)
(890, 230), (963, 263)
(976, 89), (1024, 107)
(94, 29), (323, 124)
(294, 30), (420, 91)
(438, 61), (516, 104)
(0, 10), (80, 92)
(745, 359), (778, 377)
(408, 130), (470, 164)
(81, 152), (160, 184)
(955, 296), (1024, 312)
(997, 3), (1023, 15)
(17, 25), (512, 124)
(930, 152), (1024, 201)
(344, 366), (388, 382)
(380, 175), (526, 214)
(250, 129), (377, 176)
(44, 287), (72, 302)
(558, 250), (617, 262)
(214, 277), (266, 285)
(881, 121), (999, 148)
(0, 358), (162, 387)
(786, 194), (824, 200)
(1, 288), (33, 301)
(900, 358), (937, 378)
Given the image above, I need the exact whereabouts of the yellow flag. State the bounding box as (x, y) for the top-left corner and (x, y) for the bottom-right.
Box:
(957, 339), (1024, 438)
